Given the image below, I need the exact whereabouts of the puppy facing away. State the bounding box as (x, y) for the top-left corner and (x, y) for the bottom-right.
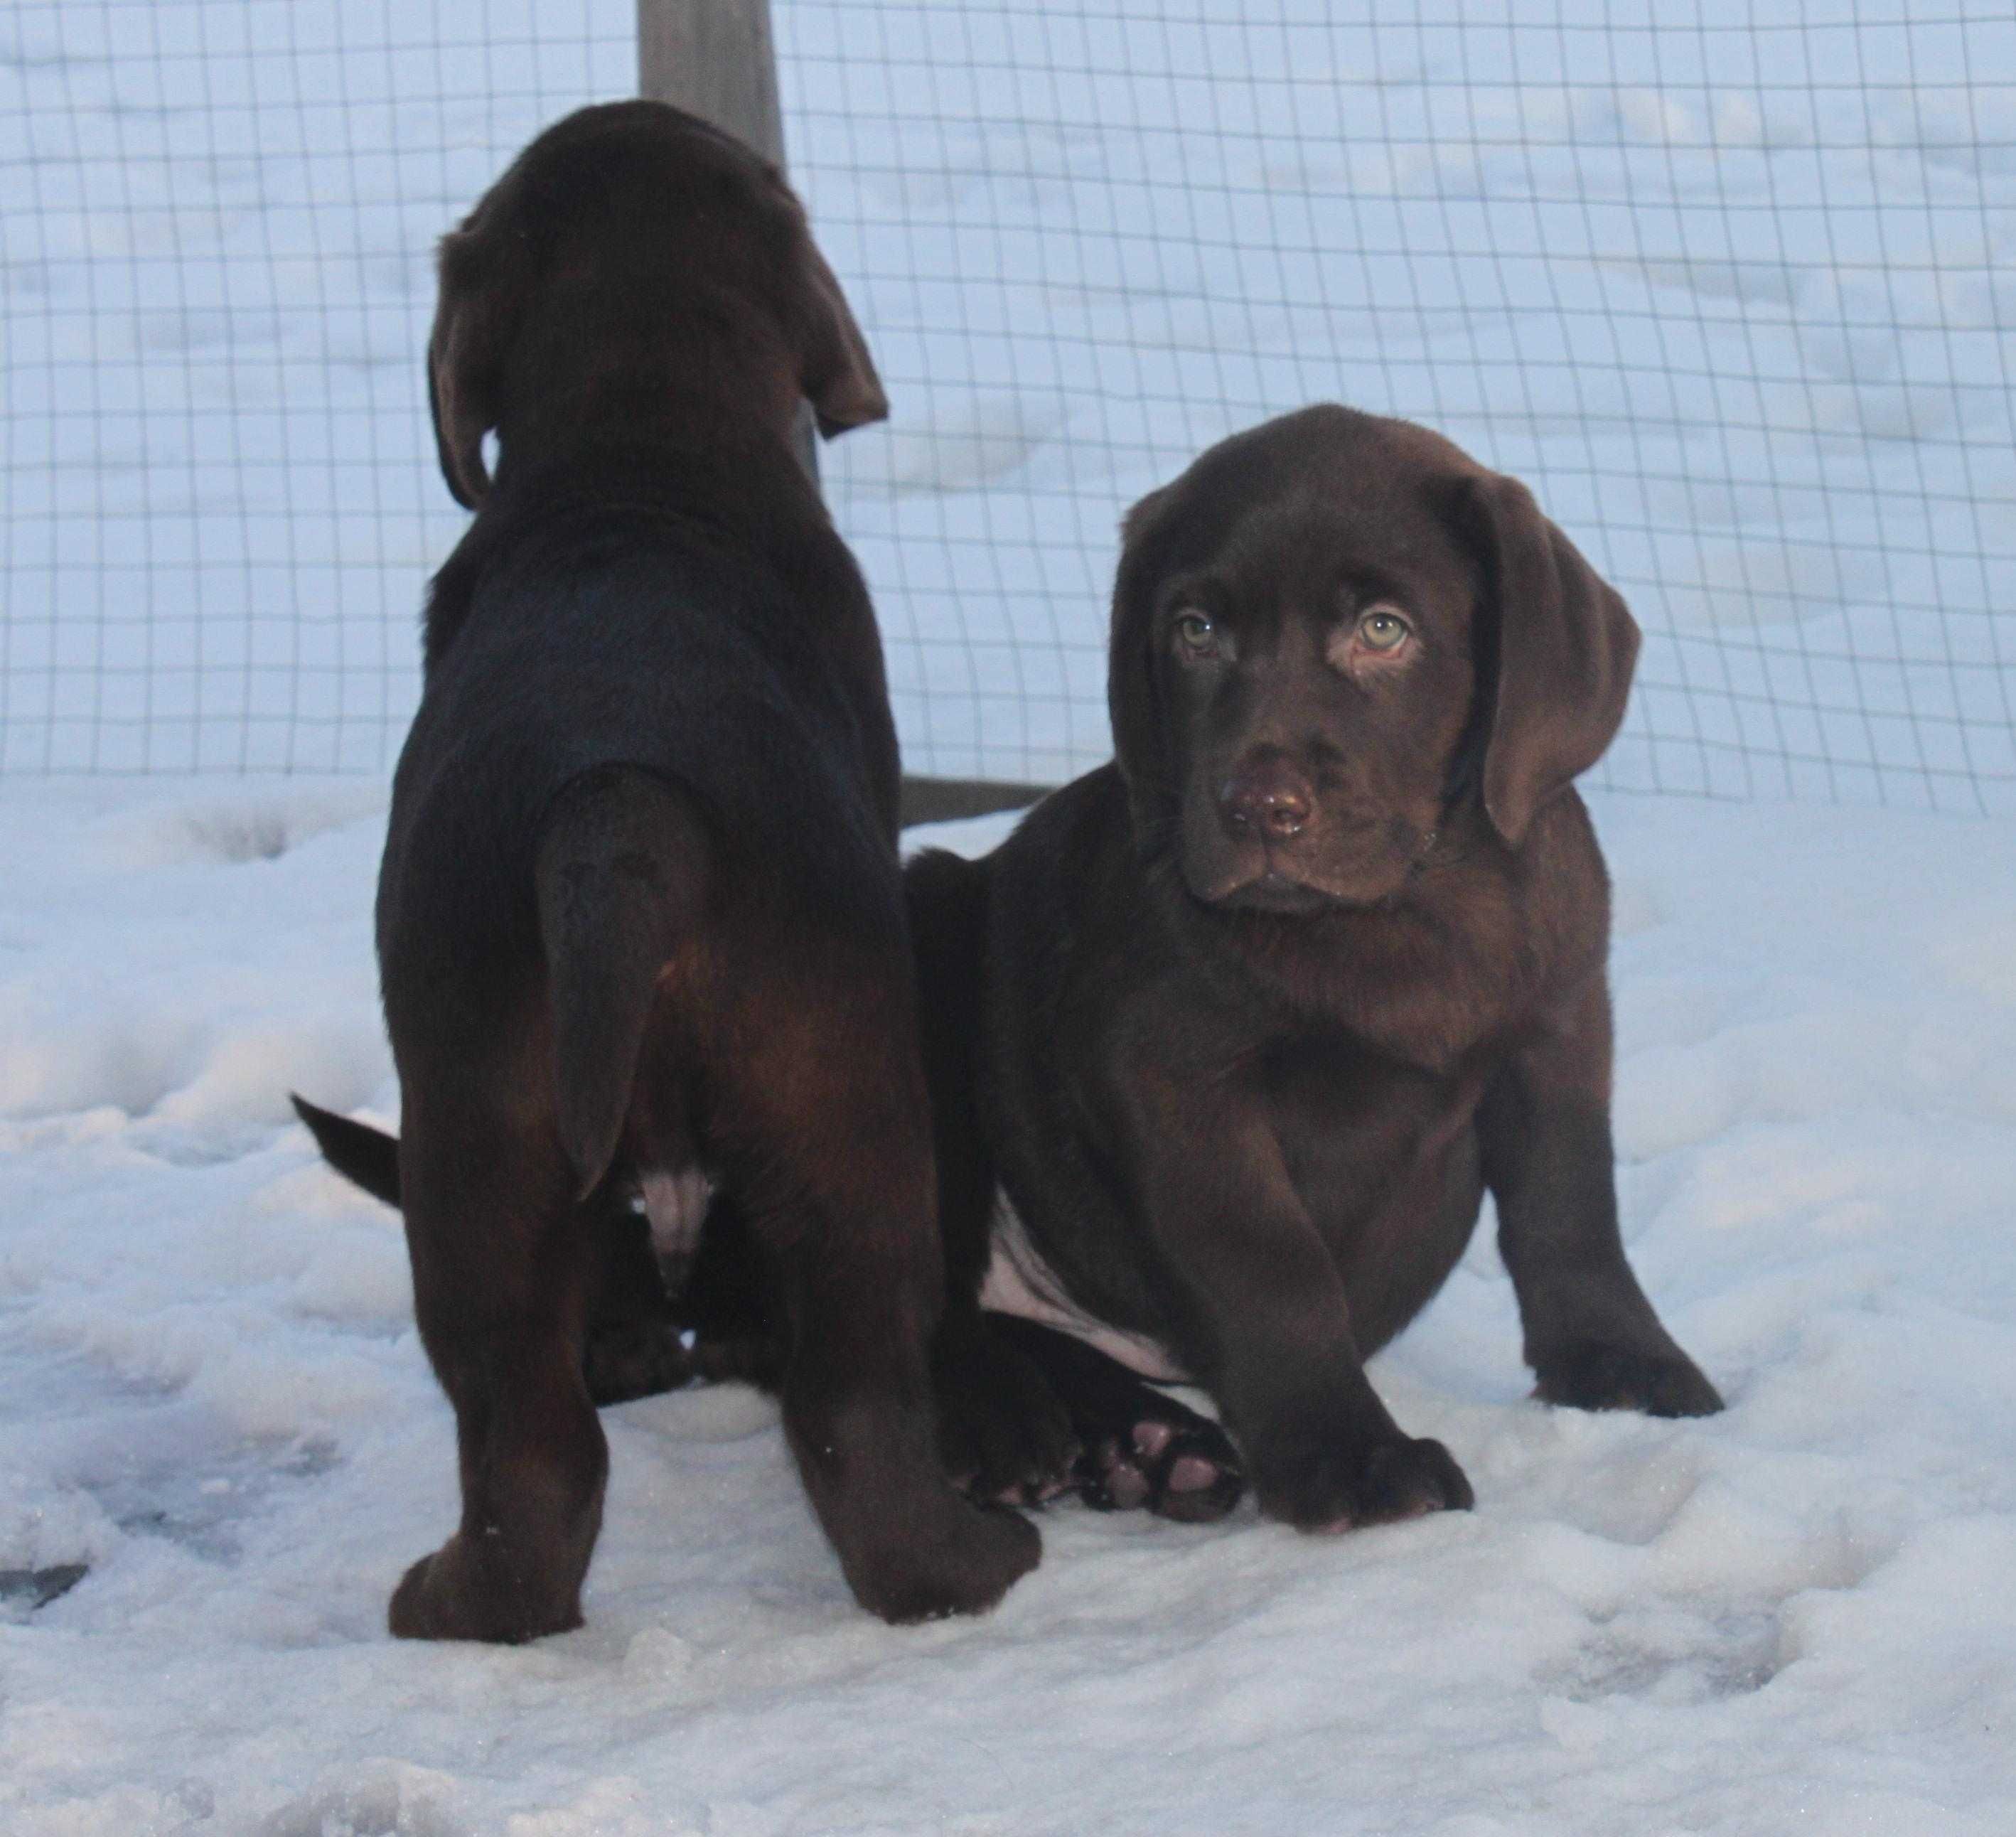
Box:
(359, 100), (1034, 1640)
(913, 404), (1722, 1533)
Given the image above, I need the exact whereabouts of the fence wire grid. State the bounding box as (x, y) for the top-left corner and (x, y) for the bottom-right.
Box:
(4, 1), (2014, 811)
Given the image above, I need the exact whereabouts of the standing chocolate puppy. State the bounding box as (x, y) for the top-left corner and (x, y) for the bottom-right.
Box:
(924, 405), (1721, 1533)
(376, 101), (1034, 1641)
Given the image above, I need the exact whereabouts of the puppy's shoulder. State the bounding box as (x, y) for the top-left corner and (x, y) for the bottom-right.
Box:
(1498, 786), (1614, 992)
(992, 766), (1136, 923)
(987, 765), (1185, 1022)
(418, 513), (503, 674)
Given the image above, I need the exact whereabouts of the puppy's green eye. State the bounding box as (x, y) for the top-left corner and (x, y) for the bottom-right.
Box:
(1173, 611), (1220, 658)
(1356, 607), (1411, 652)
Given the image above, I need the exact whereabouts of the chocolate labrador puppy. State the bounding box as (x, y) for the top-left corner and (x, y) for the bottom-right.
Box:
(361, 100), (1034, 1641)
(916, 404), (1722, 1533)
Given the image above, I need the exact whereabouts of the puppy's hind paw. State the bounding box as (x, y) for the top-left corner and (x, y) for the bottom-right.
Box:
(388, 1536), (585, 1645)
(790, 1396), (1042, 1621)
(935, 1319), (1082, 1509)
(582, 1319), (694, 1405)
(842, 1495), (1042, 1624)
(1078, 1405), (1245, 1523)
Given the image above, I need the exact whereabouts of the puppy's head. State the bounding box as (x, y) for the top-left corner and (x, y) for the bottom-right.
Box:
(427, 100), (887, 508)
(1110, 405), (1638, 910)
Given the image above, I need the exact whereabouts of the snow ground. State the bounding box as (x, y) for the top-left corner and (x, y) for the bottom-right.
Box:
(1, 777), (2014, 1835)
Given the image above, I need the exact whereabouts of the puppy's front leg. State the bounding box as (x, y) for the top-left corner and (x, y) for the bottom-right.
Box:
(1117, 1066), (1472, 1530)
(1480, 972), (1723, 1418)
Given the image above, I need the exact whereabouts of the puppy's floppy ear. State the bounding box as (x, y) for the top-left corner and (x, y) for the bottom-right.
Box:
(793, 237), (888, 438)
(1465, 473), (1639, 847)
(427, 222), (528, 509)
(1107, 481), (1180, 833)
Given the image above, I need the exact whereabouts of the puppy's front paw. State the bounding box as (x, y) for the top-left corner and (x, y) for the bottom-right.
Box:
(1533, 1341), (1724, 1418)
(1255, 1432), (1474, 1531)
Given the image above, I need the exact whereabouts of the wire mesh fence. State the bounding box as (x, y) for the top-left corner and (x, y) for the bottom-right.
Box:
(1, 0), (632, 773)
(4, 1), (2013, 810)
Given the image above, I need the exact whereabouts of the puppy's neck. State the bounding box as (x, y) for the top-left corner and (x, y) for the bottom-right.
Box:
(502, 293), (808, 470)
(421, 426), (831, 676)
(505, 379), (806, 481)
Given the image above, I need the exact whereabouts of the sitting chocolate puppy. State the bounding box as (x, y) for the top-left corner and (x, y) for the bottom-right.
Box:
(917, 404), (1722, 1533)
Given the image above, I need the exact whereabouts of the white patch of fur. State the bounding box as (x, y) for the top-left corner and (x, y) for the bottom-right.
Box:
(980, 1193), (1190, 1383)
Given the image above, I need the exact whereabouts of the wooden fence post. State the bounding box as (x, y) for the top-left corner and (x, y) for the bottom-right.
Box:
(637, 0), (813, 478)
(634, 1), (1046, 826)
(637, 0), (786, 167)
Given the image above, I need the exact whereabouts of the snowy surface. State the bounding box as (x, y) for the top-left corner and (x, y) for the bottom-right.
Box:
(5, 1), (2013, 801)
(2, 777), (2014, 1834)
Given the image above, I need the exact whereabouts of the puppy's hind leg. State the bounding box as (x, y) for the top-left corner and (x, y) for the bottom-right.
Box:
(392, 1102), (608, 1643)
(389, 767), (713, 1641)
(718, 958), (1040, 1621)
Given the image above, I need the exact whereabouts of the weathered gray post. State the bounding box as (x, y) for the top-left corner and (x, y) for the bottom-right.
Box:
(637, 0), (786, 169)
(635, 1), (1044, 824)
(637, 0), (813, 478)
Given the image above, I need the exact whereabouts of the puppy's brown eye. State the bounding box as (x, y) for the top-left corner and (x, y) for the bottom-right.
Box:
(1356, 607), (1411, 652)
(1173, 611), (1221, 660)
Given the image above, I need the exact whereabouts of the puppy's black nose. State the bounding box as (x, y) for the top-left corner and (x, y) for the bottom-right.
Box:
(1219, 756), (1313, 838)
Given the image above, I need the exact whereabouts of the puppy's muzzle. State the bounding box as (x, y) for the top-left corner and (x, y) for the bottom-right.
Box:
(1217, 754), (1314, 840)
(1192, 749), (1418, 912)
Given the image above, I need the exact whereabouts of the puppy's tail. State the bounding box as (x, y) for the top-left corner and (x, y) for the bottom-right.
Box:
(291, 1094), (403, 1209)
(536, 766), (713, 1200)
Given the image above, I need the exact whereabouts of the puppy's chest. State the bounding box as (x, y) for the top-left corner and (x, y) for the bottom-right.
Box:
(1262, 1036), (1486, 1224)
(1248, 894), (1530, 1075)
